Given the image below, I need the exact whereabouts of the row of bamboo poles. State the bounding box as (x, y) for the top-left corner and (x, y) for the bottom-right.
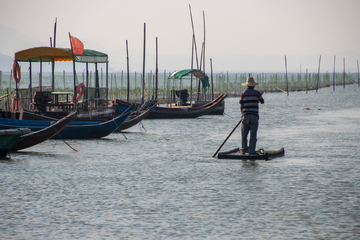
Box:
(0, 70), (359, 107)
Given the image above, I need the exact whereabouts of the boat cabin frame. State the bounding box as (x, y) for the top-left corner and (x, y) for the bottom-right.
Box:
(167, 69), (212, 106)
(13, 46), (109, 114)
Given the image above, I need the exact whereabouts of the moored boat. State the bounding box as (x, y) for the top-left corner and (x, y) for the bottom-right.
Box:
(115, 100), (157, 131)
(0, 104), (136, 139)
(114, 93), (227, 119)
(1, 100), (158, 132)
(10, 112), (76, 151)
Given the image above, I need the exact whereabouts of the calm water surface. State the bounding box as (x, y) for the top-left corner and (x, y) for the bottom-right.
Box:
(1, 85), (360, 239)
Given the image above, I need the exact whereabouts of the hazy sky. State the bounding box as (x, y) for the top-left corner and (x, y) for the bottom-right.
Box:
(1, 0), (360, 72)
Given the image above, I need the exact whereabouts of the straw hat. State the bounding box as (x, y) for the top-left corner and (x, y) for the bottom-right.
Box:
(242, 77), (259, 86)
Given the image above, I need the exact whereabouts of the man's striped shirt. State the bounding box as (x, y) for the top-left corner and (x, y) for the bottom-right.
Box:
(239, 88), (264, 118)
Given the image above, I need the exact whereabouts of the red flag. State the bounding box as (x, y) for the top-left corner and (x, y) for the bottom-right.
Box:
(70, 35), (84, 55)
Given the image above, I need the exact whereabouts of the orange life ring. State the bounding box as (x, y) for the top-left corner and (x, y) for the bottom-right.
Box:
(73, 82), (85, 102)
(12, 60), (21, 83)
(12, 94), (19, 111)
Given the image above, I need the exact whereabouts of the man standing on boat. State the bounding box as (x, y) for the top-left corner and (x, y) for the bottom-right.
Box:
(239, 76), (264, 154)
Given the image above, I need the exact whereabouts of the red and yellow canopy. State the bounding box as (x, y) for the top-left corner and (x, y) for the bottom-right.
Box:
(15, 47), (74, 62)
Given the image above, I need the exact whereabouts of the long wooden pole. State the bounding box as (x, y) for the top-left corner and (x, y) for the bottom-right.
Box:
(212, 119), (242, 158)
(68, 32), (77, 110)
(305, 68), (308, 94)
(190, 36), (194, 104)
(51, 17), (57, 92)
(106, 63), (109, 104)
(155, 37), (158, 101)
(189, 4), (199, 69)
(343, 57), (345, 88)
(40, 59), (42, 92)
(29, 60), (32, 103)
(333, 55), (336, 91)
(316, 55), (321, 93)
(197, 44), (202, 101)
(126, 40), (130, 102)
(202, 11), (206, 72)
(357, 59), (359, 87)
(141, 23), (146, 104)
(285, 55), (289, 96)
(53, 18), (57, 47)
(86, 63), (89, 101)
(199, 42), (204, 71)
(210, 58), (214, 100)
(14, 61), (19, 110)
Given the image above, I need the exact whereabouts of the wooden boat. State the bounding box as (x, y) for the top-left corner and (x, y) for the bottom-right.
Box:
(115, 100), (157, 131)
(0, 104), (136, 139)
(0, 128), (31, 157)
(191, 100), (225, 115)
(22, 100), (157, 129)
(1, 100), (157, 133)
(114, 93), (227, 119)
(167, 69), (225, 115)
(217, 147), (285, 160)
(10, 112), (76, 152)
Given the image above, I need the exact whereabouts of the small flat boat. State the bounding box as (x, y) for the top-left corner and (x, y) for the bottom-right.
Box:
(217, 147), (285, 160)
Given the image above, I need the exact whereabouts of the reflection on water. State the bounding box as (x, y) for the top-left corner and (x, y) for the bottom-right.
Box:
(1, 85), (360, 239)
(242, 160), (260, 168)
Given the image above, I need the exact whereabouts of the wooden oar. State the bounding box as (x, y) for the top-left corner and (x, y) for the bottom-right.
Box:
(212, 118), (242, 158)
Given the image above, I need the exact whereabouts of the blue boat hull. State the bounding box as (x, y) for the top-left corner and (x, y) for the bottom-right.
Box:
(0, 105), (135, 139)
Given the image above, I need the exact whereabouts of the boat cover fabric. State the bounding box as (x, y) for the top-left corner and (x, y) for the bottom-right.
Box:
(169, 69), (210, 90)
(15, 47), (108, 63)
(15, 47), (74, 62)
(170, 69), (195, 79)
(61, 48), (108, 63)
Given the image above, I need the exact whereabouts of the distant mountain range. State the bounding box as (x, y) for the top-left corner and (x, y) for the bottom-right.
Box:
(0, 53), (13, 71)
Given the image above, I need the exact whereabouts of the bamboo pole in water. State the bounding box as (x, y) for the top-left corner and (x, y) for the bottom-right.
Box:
(285, 55), (289, 96)
(155, 37), (158, 101)
(199, 43), (204, 72)
(141, 23), (146, 104)
(210, 58), (214, 100)
(189, 4), (199, 69)
(51, 18), (57, 92)
(163, 70), (166, 101)
(333, 55), (336, 91)
(202, 11), (206, 72)
(126, 40), (130, 102)
(190, 35), (194, 104)
(152, 75), (155, 100)
(305, 69), (308, 94)
(316, 55), (321, 93)
(343, 57), (345, 88)
(101, 68), (103, 87)
(121, 70), (123, 99)
(63, 70), (65, 89)
(357, 59), (359, 87)
(40, 60), (42, 91)
(68, 32), (76, 110)
(29, 60), (32, 101)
